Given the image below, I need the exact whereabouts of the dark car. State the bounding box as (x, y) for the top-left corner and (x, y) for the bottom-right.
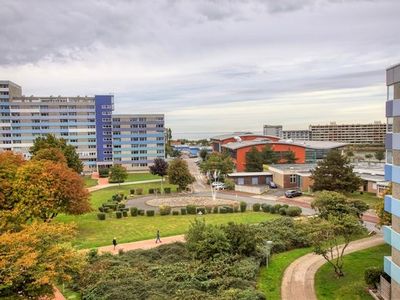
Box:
(284, 190), (302, 198)
(268, 181), (277, 189)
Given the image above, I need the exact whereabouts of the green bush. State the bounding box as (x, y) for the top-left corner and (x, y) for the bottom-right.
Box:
(138, 209), (145, 216)
(213, 206), (219, 213)
(130, 189), (135, 195)
(206, 206), (213, 213)
(103, 207), (109, 213)
(196, 207), (206, 214)
(224, 178), (235, 190)
(159, 205), (171, 216)
(233, 206), (239, 213)
(282, 204), (289, 208)
(149, 188), (155, 194)
(279, 207), (287, 215)
(115, 211), (122, 219)
(130, 207), (138, 216)
(273, 204), (282, 212)
(155, 188), (161, 194)
(98, 206), (104, 213)
(146, 210), (155, 217)
(364, 267), (383, 288)
(240, 201), (247, 212)
(135, 188), (143, 195)
(286, 206), (302, 217)
(224, 206), (233, 213)
(118, 203), (126, 209)
(164, 187), (171, 194)
(186, 205), (196, 215)
(97, 213), (106, 220)
(99, 168), (109, 178)
(269, 206), (276, 214)
(112, 193), (124, 202)
(252, 203), (261, 212)
(261, 203), (270, 213)
(172, 211), (179, 216)
(180, 208), (187, 215)
(219, 207), (228, 214)
(122, 211), (128, 217)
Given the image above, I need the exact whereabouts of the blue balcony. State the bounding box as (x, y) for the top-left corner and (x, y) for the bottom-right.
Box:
(384, 226), (400, 251)
(385, 256), (400, 284)
(385, 164), (400, 183)
(385, 195), (400, 217)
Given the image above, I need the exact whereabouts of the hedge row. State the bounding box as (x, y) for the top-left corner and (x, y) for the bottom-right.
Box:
(129, 187), (172, 195)
(252, 203), (302, 217)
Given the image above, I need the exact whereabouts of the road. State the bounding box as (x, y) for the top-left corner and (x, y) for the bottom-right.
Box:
(185, 156), (209, 192)
(281, 235), (384, 300)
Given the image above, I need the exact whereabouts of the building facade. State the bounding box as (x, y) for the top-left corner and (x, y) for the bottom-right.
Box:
(282, 130), (312, 141)
(263, 125), (283, 137)
(0, 81), (165, 173)
(310, 121), (386, 145)
(384, 63), (400, 298)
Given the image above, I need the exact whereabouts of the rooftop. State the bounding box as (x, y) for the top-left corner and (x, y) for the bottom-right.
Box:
(228, 172), (272, 177)
(210, 132), (259, 141)
(222, 139), (347, 150)
(222, 139), (271, 150)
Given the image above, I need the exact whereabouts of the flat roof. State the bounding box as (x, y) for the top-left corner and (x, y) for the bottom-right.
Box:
(228, 172), (272, 177)
(268, 163), (317, 172)
(387, 62), (400, 70)
(357, 173), (385, 182)
(222, 140), (270, 150)
(211, 132), (259, 141)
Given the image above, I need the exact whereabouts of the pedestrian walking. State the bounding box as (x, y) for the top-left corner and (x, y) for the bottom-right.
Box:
(155, 230), (162, 244)
(112, 237), (117, 250)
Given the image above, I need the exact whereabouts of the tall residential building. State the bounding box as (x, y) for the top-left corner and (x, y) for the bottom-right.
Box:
(0, 81), (165, 173)
(263, 125), (283, 137)
(384, 62), (400, 298)
(282, 129), (312, 141)
(309, 121), (386, 145)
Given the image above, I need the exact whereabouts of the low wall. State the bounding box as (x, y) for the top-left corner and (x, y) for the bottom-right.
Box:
(234, 185), (268, 194)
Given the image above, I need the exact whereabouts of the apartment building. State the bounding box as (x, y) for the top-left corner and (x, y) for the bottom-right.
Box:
(282, 129), (312, 141)
(384, 62), (400, 298)
(310, 122), (386, 145)
(0, 81), (165, 173)
(263, 125), (283, 137)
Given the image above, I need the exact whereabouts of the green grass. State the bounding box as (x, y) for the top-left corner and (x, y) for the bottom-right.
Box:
(57, 285), (81, 300)
(345, 192), (381, 208)
(82, 176), (98, 187)
(315, 244), (390, 300)
(125, 172), (160, 182)
(257, 247), (312, 300)
(56, 183), (278, 249)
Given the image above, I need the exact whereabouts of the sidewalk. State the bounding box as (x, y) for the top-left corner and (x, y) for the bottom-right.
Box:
(87, 179), (161, 192)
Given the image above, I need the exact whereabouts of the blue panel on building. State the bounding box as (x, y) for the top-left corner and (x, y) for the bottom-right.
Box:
(95, 95), (114, 163)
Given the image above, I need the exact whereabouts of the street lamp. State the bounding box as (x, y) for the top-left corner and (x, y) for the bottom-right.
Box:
(207, 169), (221, 201)
(265, 240), (273, 268)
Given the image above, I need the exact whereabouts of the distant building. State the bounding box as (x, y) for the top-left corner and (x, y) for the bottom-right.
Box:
(263, 125), (282, 137)
(309, 121), (386, 145)
(282, 130), (311, 141)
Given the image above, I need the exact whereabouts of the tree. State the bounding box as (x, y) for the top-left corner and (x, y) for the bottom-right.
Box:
(365, 153), (373, 165)
(345, 149), (354, 162)
(245, 147), (263, 172)
(200, 152), (234, 177)
(168, 158), (195, 190)
(31, 147), (67, 165)
(199, 148), (209, 161)
(311, 150), (362, 193)
(283, 151), (297, 164)
(30, 134), (83, 173)
(309, 214), (366, 277)
(374, 150), (385, 162)
(11, 160), (90, 222)
(376, 184), (391, 227)
(261, 145), (278, 164)
(149, 158), (169, 192)
(109, 164), (128, 185)
(0, 222), (85, 298)
(311, 191), (368, 220)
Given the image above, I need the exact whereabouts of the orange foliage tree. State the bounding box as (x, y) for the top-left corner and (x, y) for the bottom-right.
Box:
(31, 147), (67, 165)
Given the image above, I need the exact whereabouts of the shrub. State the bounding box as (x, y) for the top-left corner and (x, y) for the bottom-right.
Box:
(97, 213), (106, 220)
(122, 211), (128, 217)
(180, 208), (187, 215)
(224, 178), (235, 190)
(219, 207), (228, 214)
(224, 206), (233, 213)
(286, 206), (302, 217)
(253, 203), (261, 212)
(130, 207), (138, 216)
(279, 207), (287, 215)
(206, 206), (213, 213)
(172, 211), (179, 216)
(130, 189), (135, 195)
(233, 206), (239, 213)
(135, 188), (143, 195)
(365, 267), (383, 288)
(186, 205), (196, 215)
(155, 188), (161, 194)
(159, 205), (171, 216)
(240, 201), (247, 212)
(196, 207), (206, 215)
(146, 210), (155, 217)
(164, 187), (171, 194)
(261, 203), (270, 213)
(115, 211), (122, 219)
(282, 204), (289, 208)
(213, 206), (219, 213)
(103, 207), (109, 213)
(138, 209), (145, 216)
(118, 203), (126, 209)
(112, 193), (124, 202)
(274, 204), (282, 212)
(149, 188), (155, 194)
(99, 168), (109, 178)
(98, 206), (104, 213)
(269, 206), (276, 214)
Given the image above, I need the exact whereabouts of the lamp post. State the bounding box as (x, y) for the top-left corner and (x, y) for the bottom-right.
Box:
(265, 240), (273, 268)
(207, 169), (221, 201)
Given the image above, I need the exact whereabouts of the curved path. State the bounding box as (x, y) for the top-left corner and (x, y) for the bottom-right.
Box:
(281, 235), (384, 300)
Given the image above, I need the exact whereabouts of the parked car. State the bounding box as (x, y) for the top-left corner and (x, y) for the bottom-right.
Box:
(268, 181), (277, 189)
(284, 190), (302, 198)
(211, 182), (225, 190)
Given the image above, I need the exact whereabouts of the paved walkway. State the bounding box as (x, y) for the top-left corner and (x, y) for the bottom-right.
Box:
(97, 234), (185, 254)
(281, 235), (384, 300)
(87, 179), (161, 192)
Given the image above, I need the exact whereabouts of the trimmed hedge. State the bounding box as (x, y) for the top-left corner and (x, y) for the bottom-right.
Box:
(130, 189), (135, 195)
(186, 205), (196, 215)
(164, 187), (171, 194)
(97, 213), (106, 220)
(149, 188), (155, 194)
(213, 206), (219, 214)
(130, 207), (138, 216)
(233, 206), (239, 213)
(364, 267), (383, 288)
(219, 207), (228, 214)
(261, 204), (270, 213)
(172, 211), (179, 216)
(115, 211), (122, 219)
(206, 206), (213, 214)
(196, 207), (206, 215)
(146, 210), (155, 217)
(138, 209), (145, 216)
(135, 188), (143, 195)
(286, 206), (302, 217)
(252, 203), (261, 212)
(240, 201), (247, 212)
(279, 207), (287, 215)
(122, 211), (128, 217)
(159, 205), (171, 216)
(180, 208), (187, 215)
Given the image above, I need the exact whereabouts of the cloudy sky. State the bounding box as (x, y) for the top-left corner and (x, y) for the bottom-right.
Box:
(1, 0), (399, 139)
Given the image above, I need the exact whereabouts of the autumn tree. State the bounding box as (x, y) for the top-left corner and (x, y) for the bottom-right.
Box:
(0, 222), (85, 298)
(149, 158), (169, 192)
(311, 150), (362, 193)
(168, 158), (195, 190)
(11, 160), (90, 222)
(30, 134), (83, 173)
(31, 147), (67, 165)
(245, 147), (263, 172)
(109, 164), (128, 185)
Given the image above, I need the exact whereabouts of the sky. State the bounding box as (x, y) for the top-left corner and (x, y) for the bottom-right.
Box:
(1, 0), (400, 139)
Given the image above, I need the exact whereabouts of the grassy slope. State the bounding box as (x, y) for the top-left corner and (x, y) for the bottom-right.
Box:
(82, 176), (97, 188)
(257, 247), (312, 300)
(315, 244), (390, 300)
(346, 192), (381, 208)
(125, 172), (161, 182)
(56, 183), (278, 249)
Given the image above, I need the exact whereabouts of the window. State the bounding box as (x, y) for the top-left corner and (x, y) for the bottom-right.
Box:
(387, 117), (393, 133)
(251, 177), (258, 185)
(388, 85), (394, 100)
(290, 174), (297, 183)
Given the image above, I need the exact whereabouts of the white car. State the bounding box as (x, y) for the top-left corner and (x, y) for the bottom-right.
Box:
(212, 182), (225, 190)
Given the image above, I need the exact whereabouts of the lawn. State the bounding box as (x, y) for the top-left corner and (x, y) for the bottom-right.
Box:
(125, 172), (160, 182)
(345, 192), (381, 208)
(315, 244), (390, 300)
(56, 183), (279, 249)
(82, 176), (98, 188)
(257, 247), (312, 299)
